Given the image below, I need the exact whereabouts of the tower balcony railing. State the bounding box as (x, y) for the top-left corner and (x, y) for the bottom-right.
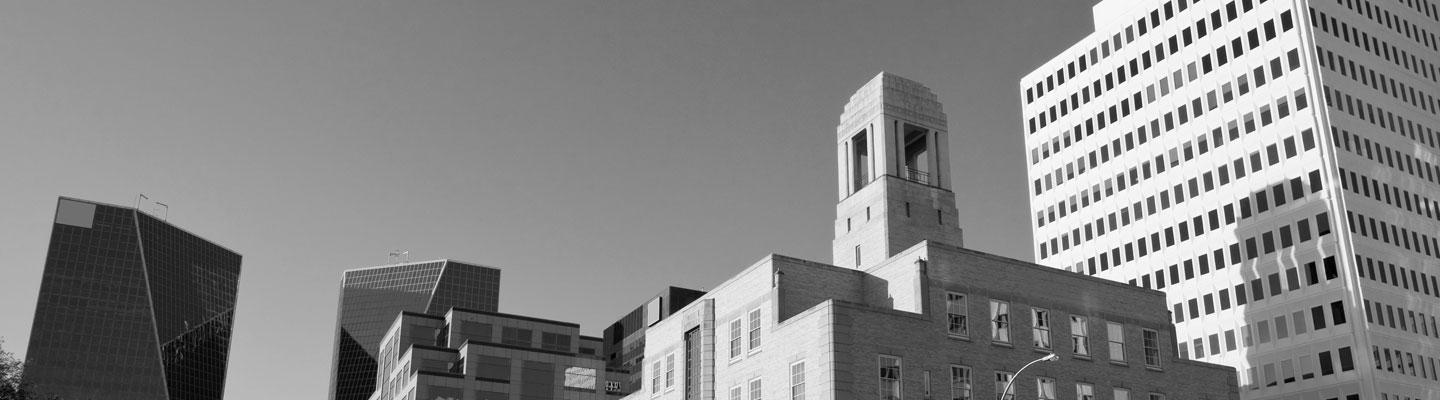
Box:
(903, 167), (931, 185)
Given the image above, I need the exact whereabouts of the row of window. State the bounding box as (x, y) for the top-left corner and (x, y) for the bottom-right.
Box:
(1179, 301), (1346, 364)
(876, 355), (1167, 400)
(728, 308), (763, 359)
(1241, 346), (1356, 390)
(1041, 131), (1322, 262)
(1034, 78), (1308, 221)
(1397, 0), (1440, 23)
(947, 293), (1164, 368)
(1039, 95), (1317, 254)
(1332, 0), (1440, 54)
(1172, 258), (1341, 324)
(1319, 46), (1440, 119)
(1340, 168), (1440, 223)
(1311, 6), (1440, 83)
(1029, 0), (1281, 118)
(1027, 0), (1212, 105)
(1372, 344), (1440, 381)
(1135, 248), (1334, 292)
(724, 361), (801, 400)
(1175, 277), (1346, 325)
(1078, 211), (1333, 302)
(1326, 87), (1440, 160)
(1030, 5), (1297, 160)
(1364, 298), (1440, 338)
(1334, 125), (1440, 191)
(1354, 253), (1440, 298)
(1325, 87), (1440, 157)
(1347, 210), (1440, 258)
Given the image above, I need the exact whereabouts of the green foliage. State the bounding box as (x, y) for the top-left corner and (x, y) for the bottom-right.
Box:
(0, 339), (59, 400)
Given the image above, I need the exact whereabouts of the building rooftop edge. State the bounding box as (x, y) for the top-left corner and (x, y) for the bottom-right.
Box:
(341, 259), (502, 274)
(57, 196), (246, 257)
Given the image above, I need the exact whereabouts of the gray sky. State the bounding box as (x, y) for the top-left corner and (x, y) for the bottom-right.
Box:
(0, 1), (1099, 398)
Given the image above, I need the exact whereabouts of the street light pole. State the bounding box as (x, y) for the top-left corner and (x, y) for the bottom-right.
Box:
(999, 353), (1059, 400)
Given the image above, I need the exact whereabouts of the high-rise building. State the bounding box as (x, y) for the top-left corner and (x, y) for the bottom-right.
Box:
(25, 197), (243, 400)
(602, 286), (705, 393)
(330, 260), (501, 400)
(629, 73), (1238, 400)
(1023, 0), (1439, 398)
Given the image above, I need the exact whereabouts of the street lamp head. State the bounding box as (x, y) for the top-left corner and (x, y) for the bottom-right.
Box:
(1041, 353), (1060, 362)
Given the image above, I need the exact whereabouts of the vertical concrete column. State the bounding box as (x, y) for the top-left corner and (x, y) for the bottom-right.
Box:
(936, 131), (951, 190)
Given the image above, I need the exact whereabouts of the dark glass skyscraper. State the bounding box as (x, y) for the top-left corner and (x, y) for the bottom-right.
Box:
(328, 260), (500, 400)
(25, 197), (243, 400)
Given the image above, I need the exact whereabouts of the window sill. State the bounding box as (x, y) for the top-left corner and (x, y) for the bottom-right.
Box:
(748, 349), (762, 356)
(1072, 354), (1092, 361)
(991, 341), (1014, 348)
(1034, 348), (1054, 355)
(729, 356), (743, 365)
(1108, 360), (1129, 367)
(947, 334), (971, 342)
(1144, 366), (1163, 372)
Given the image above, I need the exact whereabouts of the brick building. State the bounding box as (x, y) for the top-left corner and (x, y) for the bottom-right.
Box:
(624, 73), (1238, 400)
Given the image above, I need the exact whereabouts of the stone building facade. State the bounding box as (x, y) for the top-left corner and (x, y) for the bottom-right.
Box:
(624, 73), (1239, 400)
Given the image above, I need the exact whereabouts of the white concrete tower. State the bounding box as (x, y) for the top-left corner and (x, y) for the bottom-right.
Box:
(1022, 0), (1440, 399)
(833, 72), (962, 270)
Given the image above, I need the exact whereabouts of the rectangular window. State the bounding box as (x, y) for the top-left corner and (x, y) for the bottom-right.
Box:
(1072, 315), (1090, 356)
(1036, 377), (1055, 400)
(666, 353), (676, 388)
(749, 309), (762, 350)
(1114, 388), (1129, 400)
(1143, 329), (1161, 368)
(1033, 308), (1052, 350)
(951, 366), (973, 400)
(1076, 383), (1094, 400)
(790, 361), (805, 400)
(730, 319), (743, 358)
(731, 386), (743, 400)
(992, 300), (1011, 344)
(501, 327), (532, 347)
(1108, 322), (1126, 362)
(653, 360), (663, 393)
(879, 356), (902, 400)
(750, 378), (762, 400)
(994, 372), (1014, 400)
(947, 292), (969, 337)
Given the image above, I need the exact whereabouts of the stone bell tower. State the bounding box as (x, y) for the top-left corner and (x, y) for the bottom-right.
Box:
(833, 72), (963, 269)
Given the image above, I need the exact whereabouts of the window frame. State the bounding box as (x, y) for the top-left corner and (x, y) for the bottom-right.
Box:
(879, 355), (903, 400)
(947, 292), (970, 338)
(991, 300), (1011, 344)
(1033, 308), (1053, 350)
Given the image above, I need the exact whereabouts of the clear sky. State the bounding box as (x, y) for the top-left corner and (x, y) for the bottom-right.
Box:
(0, 1), (1101, 398)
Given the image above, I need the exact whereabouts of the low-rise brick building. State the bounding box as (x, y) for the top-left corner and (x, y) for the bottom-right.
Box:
(368, 307), (624, 400)
(624, 73), (1239, 400)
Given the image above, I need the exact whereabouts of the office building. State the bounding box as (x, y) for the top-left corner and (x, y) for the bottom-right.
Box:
(1022, 0), (1440, 398)
(331, 260), (501, 400)
(603, 287), (705, 393)
(25, 197), (243, 400)
(628, 73), (1237, 400)
(367, 307), (623, 400)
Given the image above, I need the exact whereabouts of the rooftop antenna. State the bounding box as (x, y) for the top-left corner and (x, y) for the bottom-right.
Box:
(135, 194), (148, 210)
(155, 202), (169, 221)
(388, 250), (410, 264)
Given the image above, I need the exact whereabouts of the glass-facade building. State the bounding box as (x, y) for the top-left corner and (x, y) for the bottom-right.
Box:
(25, 197), (243, 400)
(328, 260), (500, 400)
